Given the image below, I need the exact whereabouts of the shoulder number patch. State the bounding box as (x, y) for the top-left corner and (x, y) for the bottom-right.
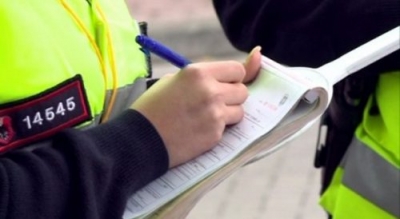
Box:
(0, 75), (92, 154)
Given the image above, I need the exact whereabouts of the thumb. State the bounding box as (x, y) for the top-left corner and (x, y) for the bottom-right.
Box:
(243, 46), (262, 83)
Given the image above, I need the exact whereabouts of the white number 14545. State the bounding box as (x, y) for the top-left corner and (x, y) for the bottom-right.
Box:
(22, 97), (76, 130)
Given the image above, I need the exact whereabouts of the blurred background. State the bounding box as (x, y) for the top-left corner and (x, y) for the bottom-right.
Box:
(127, 1), (326, 218)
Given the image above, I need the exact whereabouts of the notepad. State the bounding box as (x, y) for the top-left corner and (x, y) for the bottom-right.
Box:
(123, 26), (400, 219)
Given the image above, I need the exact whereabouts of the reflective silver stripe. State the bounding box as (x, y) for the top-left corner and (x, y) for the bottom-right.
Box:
(341, 138), (400, 217)
(103, 78), (147, 120)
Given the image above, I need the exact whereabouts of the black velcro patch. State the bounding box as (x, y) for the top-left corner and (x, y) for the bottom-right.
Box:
(0, 75), (92, 154)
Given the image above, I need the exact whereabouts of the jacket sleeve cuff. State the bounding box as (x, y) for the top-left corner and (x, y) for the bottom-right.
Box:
(84, 109), (169, 193)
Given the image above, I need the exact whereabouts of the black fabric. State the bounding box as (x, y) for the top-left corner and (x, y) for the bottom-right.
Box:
(213, 0), (400, 70)
(213, 0), (400, 199)
(0, 109), (169, 219)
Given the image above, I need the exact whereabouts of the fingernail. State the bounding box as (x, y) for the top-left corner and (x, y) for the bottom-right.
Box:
(245, 46), (262, 64)
(251, 46), (262, 55)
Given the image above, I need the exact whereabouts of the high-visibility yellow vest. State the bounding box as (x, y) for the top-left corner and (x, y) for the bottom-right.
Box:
(320, 71), (400, 219)
(0, 0), (148, 152)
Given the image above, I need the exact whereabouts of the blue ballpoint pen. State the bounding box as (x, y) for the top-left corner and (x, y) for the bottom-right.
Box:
(136, 35), (192, 68)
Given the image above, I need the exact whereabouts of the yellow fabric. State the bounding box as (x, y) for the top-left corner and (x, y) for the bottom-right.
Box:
(0, 0), (147, 123)
(320, 167), (397, 219)
(320, 71), (400, 218)
(358, 71), (400, 168)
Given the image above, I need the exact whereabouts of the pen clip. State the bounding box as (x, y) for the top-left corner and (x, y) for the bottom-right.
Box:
(138, 22), (153, 78)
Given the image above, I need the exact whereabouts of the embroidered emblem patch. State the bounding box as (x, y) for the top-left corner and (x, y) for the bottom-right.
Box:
(0, 116), (15, 145)
(0, 75), (92, 154)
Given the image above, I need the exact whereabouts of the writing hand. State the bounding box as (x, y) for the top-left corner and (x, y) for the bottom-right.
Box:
(131, 47), (262, 168)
